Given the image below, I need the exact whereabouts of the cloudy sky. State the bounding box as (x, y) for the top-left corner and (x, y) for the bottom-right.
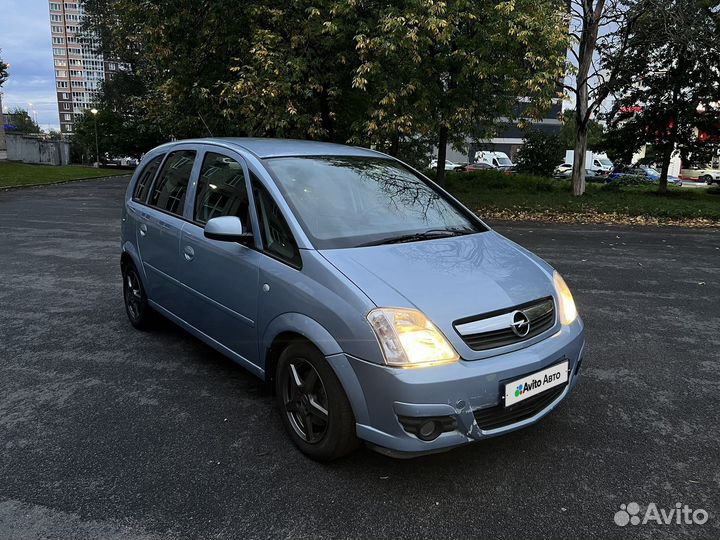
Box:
(1, 0), (58, 131)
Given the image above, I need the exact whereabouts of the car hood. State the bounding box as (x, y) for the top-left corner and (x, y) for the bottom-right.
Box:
(319, 231), (556, 345)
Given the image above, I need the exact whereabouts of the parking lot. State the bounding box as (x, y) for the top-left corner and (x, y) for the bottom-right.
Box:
(1, 176), (719, 539)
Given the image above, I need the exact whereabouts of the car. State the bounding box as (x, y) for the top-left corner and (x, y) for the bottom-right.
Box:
(680, 166), (720, 185)
(608, 165), (682, 186)
(121, 138), (585, 461)
(456, 162), (494, 172)
(429, 158), (463, 171)
(553, 166), (607, 181)
(475, 151), (515, 170)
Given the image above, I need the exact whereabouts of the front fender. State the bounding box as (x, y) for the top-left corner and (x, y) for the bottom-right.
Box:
(261, 312), (343, 358)
(260, 313), (370, 425)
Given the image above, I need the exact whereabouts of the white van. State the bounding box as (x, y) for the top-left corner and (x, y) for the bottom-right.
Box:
(475, 151), (514, 170)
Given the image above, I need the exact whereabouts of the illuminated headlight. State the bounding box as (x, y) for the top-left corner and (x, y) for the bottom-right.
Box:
(367, 308), (459, 368)
(553, 271), (578, 325)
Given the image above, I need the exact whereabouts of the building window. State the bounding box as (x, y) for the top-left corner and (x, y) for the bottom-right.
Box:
(52, 25), (62, 33)
(62, 103), (71, 110)
(57, 81), (69, 88)
(50, 14), (61, 21)
(56, 70), (67, 77)
(53, 48), (65, 56)
(52, 37), (65, 44)
(49, 2), (61, 11)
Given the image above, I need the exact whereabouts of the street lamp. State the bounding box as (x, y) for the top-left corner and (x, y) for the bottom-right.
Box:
(90, 108), (99, 167)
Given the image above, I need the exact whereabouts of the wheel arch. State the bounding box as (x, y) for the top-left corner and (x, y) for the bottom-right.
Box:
(261, 313), (370, 425)
(121, 241), (149, 289)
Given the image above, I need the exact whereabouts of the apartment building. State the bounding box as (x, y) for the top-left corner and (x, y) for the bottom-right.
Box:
(48, 1), (119, 133)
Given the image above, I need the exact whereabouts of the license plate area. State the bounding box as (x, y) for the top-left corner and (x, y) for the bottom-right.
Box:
(504, 360), (569, 407)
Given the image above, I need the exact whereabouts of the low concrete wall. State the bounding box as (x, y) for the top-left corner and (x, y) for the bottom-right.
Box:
(6, 134), (71, 165)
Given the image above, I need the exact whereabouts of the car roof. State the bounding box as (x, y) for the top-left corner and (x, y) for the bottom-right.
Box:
(157, 137), (386, 159)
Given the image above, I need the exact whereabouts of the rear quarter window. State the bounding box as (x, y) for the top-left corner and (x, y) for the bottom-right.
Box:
(133, 155), (164, 202)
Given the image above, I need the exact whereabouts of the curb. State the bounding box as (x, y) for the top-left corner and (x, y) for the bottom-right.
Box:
(0, 174), (131, 192)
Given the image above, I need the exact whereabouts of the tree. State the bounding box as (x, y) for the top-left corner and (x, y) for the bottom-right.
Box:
(354, 0), (569, 185)
(565, 0), (640, 196)
(515, 129), (565, 176)
(0, 51), (8, 87)
(559, 109), (605, 151)
(70, 72), (165, 159)
(4, 108), (40, 134)
(606, 0), (720, 194)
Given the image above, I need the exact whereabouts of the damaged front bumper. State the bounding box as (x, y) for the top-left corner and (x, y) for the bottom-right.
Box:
(328, 318), (585, 458)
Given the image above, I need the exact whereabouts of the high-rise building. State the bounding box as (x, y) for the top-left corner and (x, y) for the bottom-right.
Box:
(48, 1), (119, 133)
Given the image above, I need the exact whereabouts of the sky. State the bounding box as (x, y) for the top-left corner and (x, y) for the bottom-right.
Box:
(1, 0), (59, 131)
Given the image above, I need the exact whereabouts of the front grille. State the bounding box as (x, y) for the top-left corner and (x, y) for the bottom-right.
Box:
(455, 297), (555, 351)
(473, 383), (566, 431)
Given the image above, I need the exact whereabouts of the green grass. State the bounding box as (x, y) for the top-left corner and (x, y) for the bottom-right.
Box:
(0, 161), (130, 188)
(442, 170), (720, 222)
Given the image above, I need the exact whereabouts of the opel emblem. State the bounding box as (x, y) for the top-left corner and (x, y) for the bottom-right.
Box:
(511, 311), (531, 337)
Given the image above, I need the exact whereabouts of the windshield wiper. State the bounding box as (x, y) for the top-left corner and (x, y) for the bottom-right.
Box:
(359, 228), (474, 247)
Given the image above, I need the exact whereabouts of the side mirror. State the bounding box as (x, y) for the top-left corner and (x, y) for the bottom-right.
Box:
(204, 216), (254, 245)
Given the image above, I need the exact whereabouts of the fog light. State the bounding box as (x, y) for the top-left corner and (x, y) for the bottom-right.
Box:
(397, 415), (456, 441)
(418, 420), (437, 440)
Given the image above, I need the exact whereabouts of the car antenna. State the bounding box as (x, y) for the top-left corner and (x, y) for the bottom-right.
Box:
(198, 113), (214, 137)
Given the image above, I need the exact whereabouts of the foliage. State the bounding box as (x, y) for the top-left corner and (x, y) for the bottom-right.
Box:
(353, 0), (569, 183)
(0, 50), (8, 88)
(4, 108), (40, 134)
(601, 175), (649, 188)
(71, 72), (165, 159)
(559, 109), (605, 151)
(514, 129), (564, 176)
(81, 0), (569, 183)
(606, 0), (720, 194)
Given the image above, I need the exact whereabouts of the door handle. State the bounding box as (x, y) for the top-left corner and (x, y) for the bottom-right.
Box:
(139, 223), (147, 237)
(183, 245), (195, 261)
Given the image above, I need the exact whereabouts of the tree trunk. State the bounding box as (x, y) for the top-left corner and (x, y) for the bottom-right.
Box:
(658, 143), (673, 195)
(436, 125), (448, 186)
(572, 121), (588, 197)
(389, 134), (399, 157)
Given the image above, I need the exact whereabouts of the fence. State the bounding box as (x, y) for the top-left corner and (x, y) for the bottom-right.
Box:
(5, 133), (71, 166)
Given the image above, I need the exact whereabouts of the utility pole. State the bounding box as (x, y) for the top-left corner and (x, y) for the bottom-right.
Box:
(91, 108), (99, 167)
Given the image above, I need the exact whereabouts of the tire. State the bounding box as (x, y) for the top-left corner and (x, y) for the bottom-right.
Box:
(122, 261), (155, 330)
(275, 341), (359, 461)
(701, 175), (714, 185)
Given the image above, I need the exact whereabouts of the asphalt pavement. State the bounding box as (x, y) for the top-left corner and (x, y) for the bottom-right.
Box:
(1, 177), (719, 539)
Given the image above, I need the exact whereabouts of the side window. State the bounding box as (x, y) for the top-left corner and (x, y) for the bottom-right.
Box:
(194, 152), (252, 233)
(148, 150), (196, 216)
(132, 155), (163, 202)
(251, 175), (301, 268)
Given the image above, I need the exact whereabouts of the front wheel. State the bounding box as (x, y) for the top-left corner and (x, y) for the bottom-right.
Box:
(276, 342), (359, 461)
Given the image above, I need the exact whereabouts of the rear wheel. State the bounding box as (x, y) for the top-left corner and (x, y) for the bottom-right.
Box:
(276, 342), (359, 461)
(122, 262), (154, 330)
(701, 175), (713, 184)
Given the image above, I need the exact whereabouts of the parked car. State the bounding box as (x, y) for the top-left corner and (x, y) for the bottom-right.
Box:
(608, 165), (682, 186)
(562, 151), (614, 173)
(456, 162), (494, 173)
(429, 158), (463, 171)
(121, 138), (584, 460)
(680, 166), (720, 185)
(553, 166), (608, 181)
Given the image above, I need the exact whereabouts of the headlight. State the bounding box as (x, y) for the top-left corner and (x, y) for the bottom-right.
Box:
(553, 271), (578, 325)
(366, 308), (459, 368)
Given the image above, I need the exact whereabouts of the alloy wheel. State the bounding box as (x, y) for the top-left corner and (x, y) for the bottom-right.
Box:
(282, 359), (329, 444)
(124, 270), (143, 320)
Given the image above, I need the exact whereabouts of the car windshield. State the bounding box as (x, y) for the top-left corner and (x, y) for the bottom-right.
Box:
(598, 158), (613, 167)
(264, 156), (485, 249)
(497, 157), (513, 166)
(644, 167), (661, 175)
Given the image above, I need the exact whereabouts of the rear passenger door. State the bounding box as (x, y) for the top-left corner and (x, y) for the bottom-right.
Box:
(137, 147), (199, 315)
(179, 149), (263, 369)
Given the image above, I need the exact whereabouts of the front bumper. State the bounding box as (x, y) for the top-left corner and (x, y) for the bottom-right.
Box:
(328, 318), (585, 457)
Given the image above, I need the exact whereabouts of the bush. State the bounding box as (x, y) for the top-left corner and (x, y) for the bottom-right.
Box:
(445, 169), (569, 193)
(604, 175), (651, 188)
(514, 129), (564, 177)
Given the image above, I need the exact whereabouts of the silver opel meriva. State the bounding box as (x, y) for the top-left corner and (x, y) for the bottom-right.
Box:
(121, 138), (585, 460)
